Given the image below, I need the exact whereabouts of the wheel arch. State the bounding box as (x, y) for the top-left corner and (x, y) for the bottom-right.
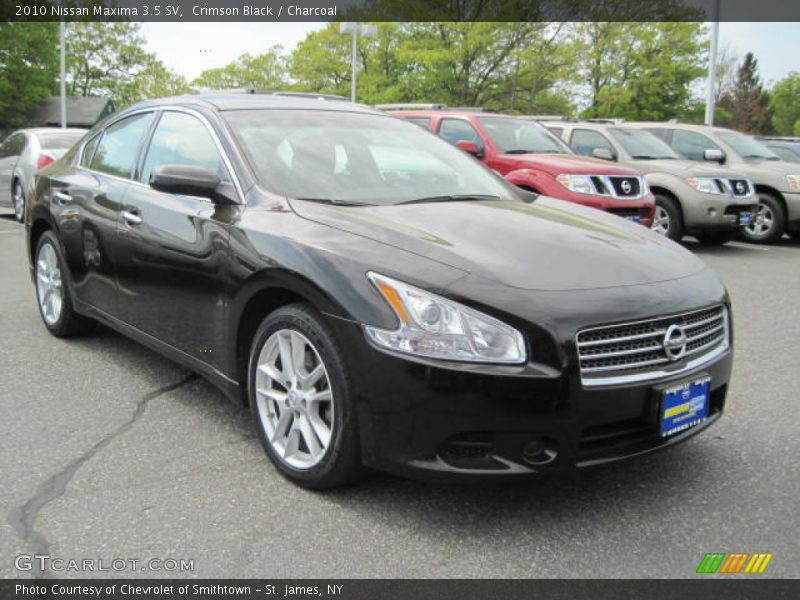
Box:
(752, 184), (787, 215)
(231, 269), (356, 406)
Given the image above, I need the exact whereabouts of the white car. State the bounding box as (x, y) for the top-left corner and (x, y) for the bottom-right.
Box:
(0, 128), (86, 222)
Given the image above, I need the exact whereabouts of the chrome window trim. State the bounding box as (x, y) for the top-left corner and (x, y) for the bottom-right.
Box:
(75, 105), (245, 204)
(577, 305), (730, 388)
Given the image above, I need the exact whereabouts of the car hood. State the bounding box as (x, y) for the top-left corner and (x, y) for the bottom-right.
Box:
(736, 158), (798, 181)
(289, 196), (708, 292)
(503, 153), (639, 176)
(630, 159), (741, 177)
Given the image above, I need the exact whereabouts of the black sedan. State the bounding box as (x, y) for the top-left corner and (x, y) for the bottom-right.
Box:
(26, 95), (733, 488)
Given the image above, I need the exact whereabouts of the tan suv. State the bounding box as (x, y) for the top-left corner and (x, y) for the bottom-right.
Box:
(626, 122), (800, 243)
(544, 121), (756, 244)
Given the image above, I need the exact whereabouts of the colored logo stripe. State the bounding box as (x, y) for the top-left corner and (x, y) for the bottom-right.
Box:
(697, 552), (773, 574)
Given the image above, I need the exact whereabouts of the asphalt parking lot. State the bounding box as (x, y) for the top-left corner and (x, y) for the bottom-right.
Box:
(1, 211), (798, 580)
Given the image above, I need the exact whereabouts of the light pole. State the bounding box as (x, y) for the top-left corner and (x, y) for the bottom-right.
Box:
(704, 0), (721, 126)
(60, 20), (66, 128)
(339, 22), (377, 103)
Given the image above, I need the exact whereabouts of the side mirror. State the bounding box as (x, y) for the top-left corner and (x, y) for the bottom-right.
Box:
(703, 148), (726, 163)
(456, 140), (484, 158)
(592, 147), (616, 161)
(149, 164), (237, 204)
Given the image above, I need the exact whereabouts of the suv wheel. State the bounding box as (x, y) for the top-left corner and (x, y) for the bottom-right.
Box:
(741, 193), (785, 244)
(34, 231), (96, 337)
(12, 181), (25, 223)
(248, 303), (365, 489)
(651, 195), (683, 241)
(695, 231), (735, 245)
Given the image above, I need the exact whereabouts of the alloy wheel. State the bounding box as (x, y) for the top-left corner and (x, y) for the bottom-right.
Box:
(36, 242), (63, 325)
(254, 329), (334, 470)
(12, 182), (24, 222)
(745, 202), (775, 239)
(651, 205), (670, 236)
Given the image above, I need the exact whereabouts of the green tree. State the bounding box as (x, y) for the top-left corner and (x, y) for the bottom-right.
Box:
(66, 22), (151, 99)
(770, 72), (800, 136)
(575, 22), (706, 120)
(719, 52), (772, 134)
(289, 25), (353, 96)
(0, 23), (59, 129)
(116, 56), (192, 108)
(193, 47), (287, 91)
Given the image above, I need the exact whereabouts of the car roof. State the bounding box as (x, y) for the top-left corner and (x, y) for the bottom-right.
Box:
(10, 127), (87, 136)
(387, 109), (521, 118)
(125, 94), (380, 115)
(625, 122), (739, 135)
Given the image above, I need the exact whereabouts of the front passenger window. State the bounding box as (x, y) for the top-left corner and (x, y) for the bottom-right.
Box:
(140, 111), (228, 184)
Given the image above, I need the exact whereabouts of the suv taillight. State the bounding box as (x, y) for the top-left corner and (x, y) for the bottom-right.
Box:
(37, 154), (55, 170)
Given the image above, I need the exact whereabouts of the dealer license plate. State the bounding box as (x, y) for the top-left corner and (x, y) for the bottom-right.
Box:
(660, 376), (710, 437)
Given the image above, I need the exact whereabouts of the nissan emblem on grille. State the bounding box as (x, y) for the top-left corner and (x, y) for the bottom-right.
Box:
(735, 181), (745, 194)
(621, 180), (632, 194)
(662, 324), (687, 361)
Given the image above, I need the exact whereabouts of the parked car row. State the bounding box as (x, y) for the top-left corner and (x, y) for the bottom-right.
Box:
(21, 94), (735, 488)
(383, 106), (800, 245)
(0, 128), (86, 222)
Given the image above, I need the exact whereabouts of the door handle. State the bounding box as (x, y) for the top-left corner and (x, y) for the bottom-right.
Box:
(53, 190), (72, 205)
(121, 209), (143, 226)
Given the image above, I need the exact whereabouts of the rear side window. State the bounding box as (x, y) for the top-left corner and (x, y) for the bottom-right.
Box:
(671, 129), (722, 161)
(140, 111), (227, 184)
(0, 134), (26, 159)
(571, 129), (614, 157)
(39, 132), (83, 150)
(401, 116), (432, 129)
(90, 113), (153, 179)
(438, 119), (481, 146)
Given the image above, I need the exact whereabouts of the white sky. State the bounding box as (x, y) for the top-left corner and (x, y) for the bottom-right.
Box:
(140, 21), (800, 86)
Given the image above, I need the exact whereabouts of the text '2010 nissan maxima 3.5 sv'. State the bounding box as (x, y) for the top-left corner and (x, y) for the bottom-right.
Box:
(26, 95), (733, 488)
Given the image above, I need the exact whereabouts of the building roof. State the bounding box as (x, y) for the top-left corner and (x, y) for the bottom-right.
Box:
(31, 96), (115, 127)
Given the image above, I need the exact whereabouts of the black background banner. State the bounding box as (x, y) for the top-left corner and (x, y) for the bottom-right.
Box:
(3, 0), (800, 23)
(1, 580), (799, 600)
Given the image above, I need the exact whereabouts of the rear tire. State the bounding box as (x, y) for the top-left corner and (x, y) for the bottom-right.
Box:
(695, 231), (735, 245)
(34, 231), (96, 337)
(12, 180), (25, 223)
(741, 193), (785, 244)
(652, 195), (684, 241)
(248, 303), (366, 489)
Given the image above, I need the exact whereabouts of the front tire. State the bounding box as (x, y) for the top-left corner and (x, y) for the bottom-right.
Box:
(12, 181), (25, 223)
(651, 195), (684, 241)
(34, 231), (96, 337)
(248, 303), (365, 489)
(741, 193), (785, 244)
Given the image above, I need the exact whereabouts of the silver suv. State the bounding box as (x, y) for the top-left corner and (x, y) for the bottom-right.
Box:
(544, 121), (757, 244)
(627, 122), (800, 243)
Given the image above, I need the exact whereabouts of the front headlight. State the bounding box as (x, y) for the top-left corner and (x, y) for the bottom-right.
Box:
(364, 272), (527, 364)
(786, 175), (800, 191)
(556, 174), (596, 195)
(686, 177), (724, 195)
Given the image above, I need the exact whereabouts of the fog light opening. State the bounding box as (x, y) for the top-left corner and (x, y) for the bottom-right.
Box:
(521, 438), (558, 466)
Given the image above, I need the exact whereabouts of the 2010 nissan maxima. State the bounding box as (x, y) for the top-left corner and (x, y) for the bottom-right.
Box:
(26, 95), (733, 488)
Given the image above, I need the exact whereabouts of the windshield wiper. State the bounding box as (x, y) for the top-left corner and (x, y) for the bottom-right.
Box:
(743, 154), (772, 160)
(505, 149), (552, 154)
(295, 198), (372, 207)
(396, 194), (501, 205)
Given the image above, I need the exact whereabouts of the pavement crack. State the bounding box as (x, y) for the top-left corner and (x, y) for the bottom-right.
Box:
(7, 373), (197, 579)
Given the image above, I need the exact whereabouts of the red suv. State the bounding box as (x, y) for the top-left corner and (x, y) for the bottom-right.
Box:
(390, 109), (655, 226)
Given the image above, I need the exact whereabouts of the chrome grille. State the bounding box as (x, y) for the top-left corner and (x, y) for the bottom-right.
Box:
(577, 305), (729, 386)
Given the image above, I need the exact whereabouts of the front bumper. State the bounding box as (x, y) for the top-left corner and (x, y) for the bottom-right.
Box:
(327, 316), (732, 482)
(681, 192), (758, 232)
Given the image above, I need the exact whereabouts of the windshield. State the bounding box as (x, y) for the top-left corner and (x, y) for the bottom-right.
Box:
(717, 131), (780, 160)
(608, 128), (680, 159)
(224, 110), (516, 206)
(477, 116), (572, 154)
